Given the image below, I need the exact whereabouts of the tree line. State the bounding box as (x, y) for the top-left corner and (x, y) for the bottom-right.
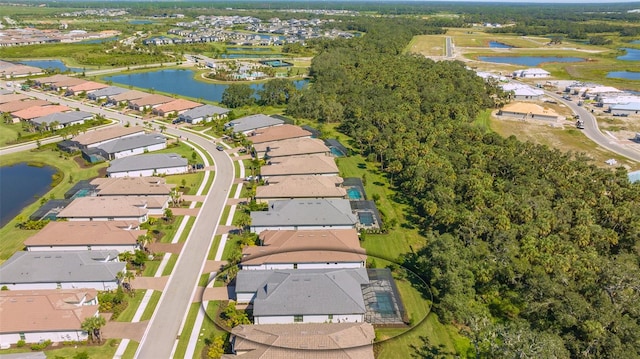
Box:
(287, 16), (640, 358)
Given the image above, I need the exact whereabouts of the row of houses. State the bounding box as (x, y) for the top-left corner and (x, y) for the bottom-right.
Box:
(0, 89), (94, 129)
(0, 176), (180, 347)
(217, 122), (394, 358)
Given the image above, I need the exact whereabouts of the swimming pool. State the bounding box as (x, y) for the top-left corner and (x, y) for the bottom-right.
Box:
(629, 170), (640, 183)
(375, 292), (394, 314)
(358, 212), (375, 226)
(347, 187), (362, 200)
(71, 188), (92, 199)
(330, 146), (345, 157)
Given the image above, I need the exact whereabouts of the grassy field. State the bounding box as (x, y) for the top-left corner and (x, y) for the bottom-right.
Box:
(173, 302), (201, 358)
(194, 301), (228, 358)
(0, 148), (107, 261)
(0, 122), (21, 147)
(406, 35), (446, 56)
(121, 340), (139, 359)
(141, 291), (162, 321)
(116, 290), (147, 322)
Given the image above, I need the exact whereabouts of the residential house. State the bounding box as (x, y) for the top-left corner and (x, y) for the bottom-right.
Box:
(0, 250), (125, 290)
(0, 93), (29, 104)
(87, 86), (128, 101)
(224, 323), (375, 359)
(178, 104), (230, 124)
(512, 68), (550, 78)
(0, 63), (43, 78)
(250, 199), (357, 234)
(0, 289), (100, 345)
(11, 105), (71, 121)
(253, 137), (330, 159)
(0, 99), (50, 113)
(247, 124), (312, 144)
(91, 133), (167, 160)
(610, 102), (640, 116)
(497, 102), (560, 121)
(72, 126), (146, 149)
(224, 114), (284, 134)
(56, 196), (164, 222)
(255, 175), (346, 202)
(128, 94), (174, 111)
(91, 177), (175, 197)
(597, 94), (640, 108)
(260, 155), (339, 180)
(34, 74), (75, 87)
(23, 221), (143, 253)
(65, 81), (109, 96)
(49, 78), (87, 91)
(107, 90), (149, 105)
(235, 268), (369, 324)
(152, 99), (202, 117)
(106, 153), (189, 178)
(241, 229), (366, 270)
(501, 83), (544, 101)
(30, 111), (93, 130)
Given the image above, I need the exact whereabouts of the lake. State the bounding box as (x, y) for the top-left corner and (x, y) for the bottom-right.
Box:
(607, 71), (640, 80)
(0, 163), (56, 227)
(478, 56), (584, 66)
(221, 54), (284, 59)
(617, 48), (640, 61)
(79, 36), (119, 44)
(19, 59), (82, 73)
(103, 69), (308, 103)
(129, 20), (153, 25)
(629, 40), (640, 45)
(489, 41), (513, 48)
(226, 47), (275, 52)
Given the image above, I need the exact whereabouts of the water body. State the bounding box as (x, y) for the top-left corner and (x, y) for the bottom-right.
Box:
(103, 69), (308, 103)
(488, 41), (513, 48)
(226, 47), (274, 52)
(617, 48), (640, 61)
(0, 163), (56, 227)
(220, 54), (284, 59)
(129, 20), (153, 25)
(18, 59), (82, 73)
(629, 40), (640, 45)
(607, 71), (640, 80)
(478, 56), (584, 66)
(79, 36), (119, 44)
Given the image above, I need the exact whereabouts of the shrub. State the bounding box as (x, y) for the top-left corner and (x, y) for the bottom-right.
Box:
(30, 340), (51, 351)
(16, 340), (25, 347)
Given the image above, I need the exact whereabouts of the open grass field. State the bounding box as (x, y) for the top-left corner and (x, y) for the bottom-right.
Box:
(406, 35), (446, 56)
(0, 148), (107, 261)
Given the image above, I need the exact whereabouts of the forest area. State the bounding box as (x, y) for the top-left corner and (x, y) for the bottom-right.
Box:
(287, 17), (640, 358)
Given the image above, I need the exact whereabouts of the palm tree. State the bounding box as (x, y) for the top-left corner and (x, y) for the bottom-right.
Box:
(81, 315), (107, 343)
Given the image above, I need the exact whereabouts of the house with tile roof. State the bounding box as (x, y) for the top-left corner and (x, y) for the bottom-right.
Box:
(255, 175), (346, 202)
(11, 105), (70, 121)
(65, 81), (109, 96)
(24, 221), (143, 253)
(241, 229), (366, 270)
(260, 155), (339, 180)
(91, 177), (175, 197)
(92, 133), (167, 160)
(250, 199), (357, 234)
(224, 114), (284, 134)
(178, 104), (230, 124)
(128, 94), (174, 111)
(106, 153), (189, 178)
(247, 124), (312, 144)
(152, 99), (202, 117)
(49, 78), (87, 91)
(0, 250), (125, 290)
(56, 196), (167, 222)
(30, 111), (93, 130)
(87, 86), (128, 101)
(107, 90), (149, 105)
(0, 289), (100, 345)
(235, 268), (369, 324)
(0, 93), (29, 104)
(0, 99), (50, 113)
(223, 322), (375, 359)
(498, 102), (560, 121)
(72, 126), (145, 149)
(253, 137), (330, 159)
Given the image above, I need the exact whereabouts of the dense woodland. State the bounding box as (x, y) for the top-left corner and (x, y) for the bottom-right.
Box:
(287, 17), (640, 358)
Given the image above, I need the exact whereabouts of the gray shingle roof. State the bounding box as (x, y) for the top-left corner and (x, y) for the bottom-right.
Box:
(236, 268), (369, 316)
(87, 86), (128, 98)
(0, 250), (125, 284)
(224, 114), (284, 133)
(251, 199), (357, 228)
(179, 104), (229, 121)
(97, 133), (166, 154)
(31, 111), (93, 126)
(107, 153), (188, 174)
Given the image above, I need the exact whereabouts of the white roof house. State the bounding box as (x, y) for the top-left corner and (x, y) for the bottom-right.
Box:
(250, 199), (357, 234)
(30, 111), (94, 130)
(224, 114), (284, 134)
(178, 104), (230, 124)
(512, 68), (550, 78)
(96, 134), (167, 160)
(610, 102), (640, 116)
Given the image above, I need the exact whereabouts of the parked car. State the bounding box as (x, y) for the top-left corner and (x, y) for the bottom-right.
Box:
(576, 120), (585, 129)
(238, 147), (247, 153)
(216, 145), (224, 151)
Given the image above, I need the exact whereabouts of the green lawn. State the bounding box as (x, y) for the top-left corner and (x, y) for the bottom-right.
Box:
(121, 340), (139, 359)
(142, 259), (161, 276)
(173, 302), (201, 358)
(0, 148), (107, 261)
(194, 301), (228, 358)
(141, 291), (162, 321)
(165, 172), (205, 195)
(0, 121), (21, 147)
(162, 254), (178, 275)
(116, 290), (147, 322)
(208, 235), (223, 260)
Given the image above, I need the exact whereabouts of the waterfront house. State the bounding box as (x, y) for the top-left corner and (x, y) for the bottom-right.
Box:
(91, 133), (167, 160)
(0, 250), (125, 291)
(106, 152), (189, 178)
(241, 229), (366, 270)
(23, 221), (143, 253)
(255, 175), (346, 202)
(49, 78), (87, 91)
(178, 104), (230, 124)
(250, 199), (357, 234)
(0, 289), (100, 346)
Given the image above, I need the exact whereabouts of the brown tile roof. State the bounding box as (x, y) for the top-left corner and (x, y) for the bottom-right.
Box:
(57, 196), (157, 218)
(0, 93), (29, 104)
(91, 177), (175, 196)
(129, 94), (174, 107)
(0, 64), (43, 77)
(254, 137), (330, 158)
(73, 126), (145, 146)
(256, 175), (346, 200)
(35, 74), (75, 85)
(109, 90), (149, 102)
(242, 229), (366, 266)
(24, 221), (144, 248)
(501, 102), (560, 117)
(248, 124), (312, 144)
(0, 99), (50, 113)
(153, 99), (202, 114)
(261, 155), (339, 177)
(226, 323), (375, 359)
(67, 81), (109, 93)
(11, 105), (70, 120)
(0, 289), (99, 334)
(53, 78), (88, 88)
